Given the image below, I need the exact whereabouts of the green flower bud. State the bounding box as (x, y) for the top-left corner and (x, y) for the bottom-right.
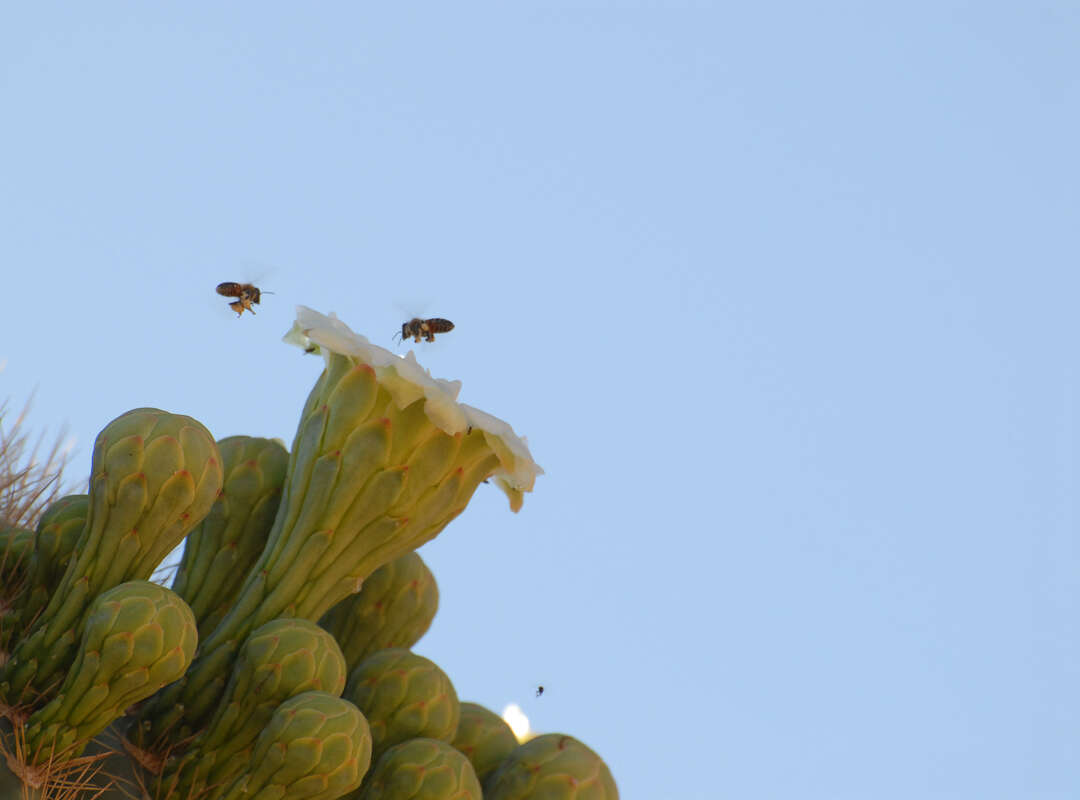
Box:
(358, 738), (481, 800)
(0, 409), (222, 704)
(20, 581), (197, 765)
(344, 649), (459, 760)
(18, 495), (89, 631)
(0, 528), (34, 638)
(172, 436), (289, 637)
(451, 703), (518, 785)
(158, 618), (347, 799)
(320, 552), (438, 672)
(484, 734), (618, 800)
(0, 527), (33, 582)
(215, 691), (371, 800)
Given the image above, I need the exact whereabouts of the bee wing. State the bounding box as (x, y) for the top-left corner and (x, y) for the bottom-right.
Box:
(236, 258), (282, 290)
(393, 295), (430, 312)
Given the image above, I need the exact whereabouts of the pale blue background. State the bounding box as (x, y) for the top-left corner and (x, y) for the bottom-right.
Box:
(2, 4), (1077, 798)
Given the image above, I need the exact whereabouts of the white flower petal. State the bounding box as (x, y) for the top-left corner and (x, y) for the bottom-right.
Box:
(285, 306), (542, 499)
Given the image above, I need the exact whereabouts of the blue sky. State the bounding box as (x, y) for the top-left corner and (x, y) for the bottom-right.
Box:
(1, 4), (1077, 798)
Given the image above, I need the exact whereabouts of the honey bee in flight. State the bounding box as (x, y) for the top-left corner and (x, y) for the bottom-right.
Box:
(216, 282), (271, 317)
(395, 317), (455, 344)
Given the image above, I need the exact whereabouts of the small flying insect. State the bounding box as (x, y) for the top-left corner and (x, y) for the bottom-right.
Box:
(394, 317), (455, 344)
(216, 282), (272, 317)
(535, 685), (544, 698)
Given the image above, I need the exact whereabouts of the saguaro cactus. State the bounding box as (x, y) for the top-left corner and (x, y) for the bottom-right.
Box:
(0, 408), (222, 704)
(139, 307), (540, 743)
(155, 618), (348, 800)
(484, 734), (619, 800)
(17, 495), (89, 633)
(21, 581), (197, 764)
(319, 551), (439, 672)
(215, 691), (372, 800)
(343, 649), (460, 761)
(0, 528), (34, 619)
(0, 307), (621, 800)
(172, 436), (289, 638)
(451, 703), (518, 785)
(358, 738), (482, 800)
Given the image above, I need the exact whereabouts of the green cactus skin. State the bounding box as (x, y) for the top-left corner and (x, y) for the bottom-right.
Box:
(484, 734), (619, 800)
(17, 495), (89, 632)
(0, 409), (222, 705)
(156, 617), (348, 799)
(357, 738), (481, 800)
(0, 528), (34, 636)
(0, 526), (34, 558)
(19, 581), (197, 766)
(0, 527), (34, 582)
(143, 352), (509, 741)
(343, 649), (460, 761)
(319, 552), (439, 672)
(450, 703), (518, 785)
(213, 691), (372, 800)
(171, 436), (289, 638)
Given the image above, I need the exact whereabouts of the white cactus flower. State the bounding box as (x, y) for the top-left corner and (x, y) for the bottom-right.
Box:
(284, 306), (542, 508)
